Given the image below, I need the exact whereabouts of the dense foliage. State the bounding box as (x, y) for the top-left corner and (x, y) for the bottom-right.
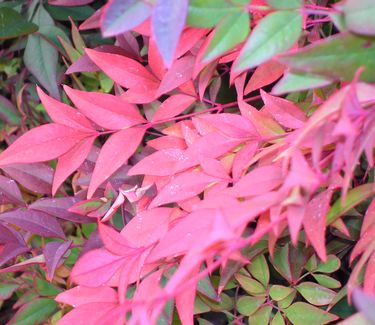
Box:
(0, 0), (375, 324)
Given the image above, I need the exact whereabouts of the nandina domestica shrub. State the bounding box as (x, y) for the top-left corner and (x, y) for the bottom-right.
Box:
(1, 0), (375, 324)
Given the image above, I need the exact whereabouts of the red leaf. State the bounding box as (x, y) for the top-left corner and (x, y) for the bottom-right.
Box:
(303, 190), (332, 261)
(149, 171), (219, 208)
(261, 90), (307, 129)
(37, 87), (94, 131)
(88, 127), (146, 198)
(85, 49), (159, 89)
(64, 86), (145, 130)
(44, 240), (72, 281)
(228, 165), (283, 197)
(244, 60), (285, 95)
(152, 94), (196, 122)
(0, 124), (94, 166)
(53, 136), (96, 195)
(151, 0), (189, 67)
(56, 285), (117, 306)
(156, 56), (195, 97)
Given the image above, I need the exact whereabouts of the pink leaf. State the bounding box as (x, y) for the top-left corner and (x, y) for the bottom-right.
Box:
(56, 302), (118, 325)
(56, 285), (117, 306)
(64, 86), (145, 130)
(53, 136), (96, 195)
(71, 248), (125, 286)
(152, 94), (196, 122)
(44, 240), (72, 281)
(149, 171), (219, 208)
(228, 165), (283, 197)
(88, 127), (146, 198)
(0, 124), (93, 166)
(37, 87), (94, 131)
(121, 208), (172, 247)
(98, 222), (137, 255)
(85, 49), (159, 89)
(151, 0), (189, 67)
(261, 90), (307, 129)
(48, 0), (94, 5)
(129, 148), (189, 176)
(199, 156), (230, 180)
(195, 113), (258, 139)
(303, 190), (332, 261)
(156, 56), (195, 97)
(244, 60), (285, 95)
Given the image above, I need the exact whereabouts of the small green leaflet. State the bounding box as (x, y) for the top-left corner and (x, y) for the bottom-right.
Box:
(187, 0), (239, 28)
(278, 33), (375, 82)
(284, 302), (338, 324)
(203, 11), (250, 62)
(0, 7), (38, 39)
(233, 10), (302, 73)
(266, 0), (302, 10)
(344, 0), (375, 36)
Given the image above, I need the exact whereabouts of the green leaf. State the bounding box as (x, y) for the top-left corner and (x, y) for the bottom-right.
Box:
(246, 254), (269, 288)
(278, 34), (375, 83)
(277, 290), (296, 309)
(343, 0), (375, 36)
(0, 283), (19, 300)
(312, 274), (341, 289)
(236, 296), (264, 316)
(8, 298), (58, 325)
(269, 285), (295, 301)
(194, 296), (211, 314)
(234, 273), (266, 296)
(203, 11), (250, 62)
(36, 278), (62, 297)
(284, 302), (339, 325)
(0, 95), (21, 125)
(315, 255), (341, 273)
(233, 10), (302, 73)
(327, 184), (375, 224)
(199, 293), (233, 312)
(0, 7), (38, 40)
(296, 282), (336, 306)
(266, 0), (302, 9)
(45, 4), (94, 21)
(248, 305), (272, 325)
(272, 245), (292, 283)
(272, 71), (333, 95)
(24, 4), (59, 99)
(271, 312), (286, 325)
(187, 0), (239, 28)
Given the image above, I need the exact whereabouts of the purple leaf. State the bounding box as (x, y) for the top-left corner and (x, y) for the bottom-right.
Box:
(353, 288), (375, 324)
(2, 163), (54, 195)
(152, 0), (189, 67)
(0, 175), (25, 206)
(101, 0), (152, 37)
(0, 223), (28, 266)
(0, 255), (45, 273)
(44, 241), (72, 281)
(30, 197), (93, 224)
(0, 209), (65, 239)
(48, 0), (94, 6)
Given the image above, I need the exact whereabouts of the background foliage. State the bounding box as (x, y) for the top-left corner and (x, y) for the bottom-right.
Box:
(0, 0), (375, 324)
